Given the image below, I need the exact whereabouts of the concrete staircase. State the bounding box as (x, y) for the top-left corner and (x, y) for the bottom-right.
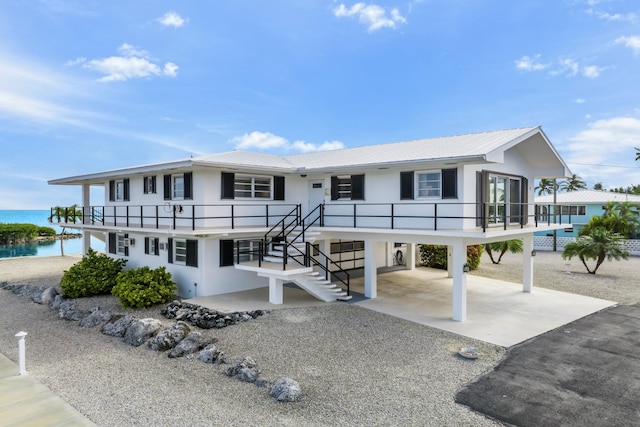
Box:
(262, 227), (352, 302)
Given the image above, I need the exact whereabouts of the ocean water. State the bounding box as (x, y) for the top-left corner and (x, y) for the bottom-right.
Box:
(0, 210), (104, 258)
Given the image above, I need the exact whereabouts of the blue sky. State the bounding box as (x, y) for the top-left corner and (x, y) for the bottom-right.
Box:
(1, 0), (640, 209)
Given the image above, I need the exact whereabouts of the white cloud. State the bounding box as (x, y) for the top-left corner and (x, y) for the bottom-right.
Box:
(232, 131), (288, 150)
(615, 35), (640, 53)
(231, 131), (345, 152)
(81, 43), (178, 82)
(514, 54), (550, 71)
(591, 10), (639, 23)
(565, 117), (640, 187)
(291, 140), (345, 152)
(582, 65), (604, 78)
(555, 58), (580, 76)
(65, 57), (86, 66)
(157, 12), (187, 28)
(574, 98), (587, 104)
(333, 3), (407, 32)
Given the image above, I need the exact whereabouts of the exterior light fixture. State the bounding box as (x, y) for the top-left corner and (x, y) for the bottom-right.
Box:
(531, 250), (537, 257)
(463, 263), (470, 273)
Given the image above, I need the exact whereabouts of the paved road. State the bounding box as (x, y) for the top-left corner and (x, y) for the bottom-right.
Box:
(456, 304), (640, 427)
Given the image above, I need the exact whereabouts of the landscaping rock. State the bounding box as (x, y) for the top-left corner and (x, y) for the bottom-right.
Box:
(122, 318), (163, 347)
(28, 287), (45, 303)
(148, 321), (191, 352)
(225, 357), (260, 383)
(168, 332), (215, 358)
(161, 301), (269, 330)
(197, 343), (225, 364)
(269, 378), (303, 402)
(80, 307), (112, 328)
(58, 299), (84, 321)
(49, 294), (65, 310)
(37, 287), (58, 305)
(102, 315), (137, 337)
(0, 281), (9, 289)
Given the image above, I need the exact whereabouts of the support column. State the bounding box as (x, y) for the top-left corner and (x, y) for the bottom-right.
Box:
(452, 239), (468, 322)
(364, 240), (377, 299)
(82, 184), (91, 255)
(406, 243), (416, 271)
(268, 277), (284, 304)
(447, 246), (453, 278)
(523, 234), (534, 293)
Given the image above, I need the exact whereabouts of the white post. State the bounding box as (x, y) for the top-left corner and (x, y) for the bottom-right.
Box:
(82, 184), (91, 255)
(364, 240), (378, 298)
(523, 234), (534, 293)
(406, 243), (416, 271)
(268, 277), (283, 304)
(451, 240), (467, 322)
(15, 331), (27, 375)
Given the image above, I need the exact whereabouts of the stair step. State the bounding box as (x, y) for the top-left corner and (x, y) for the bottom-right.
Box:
(337, 295), (353, 301)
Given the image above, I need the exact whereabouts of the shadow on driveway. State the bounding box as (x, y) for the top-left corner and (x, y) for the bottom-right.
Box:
(456, 304), (640, 427)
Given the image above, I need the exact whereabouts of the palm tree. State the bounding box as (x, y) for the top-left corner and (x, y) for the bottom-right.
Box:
(48, 205), (83, 256)
(635, 147), (640, 161)
(559, 174), (587, 192)
(562, 227), (629, 274)
(484, 239), (523, 264)
(535, 178), (557, 196)
(593, 182), (604, 191)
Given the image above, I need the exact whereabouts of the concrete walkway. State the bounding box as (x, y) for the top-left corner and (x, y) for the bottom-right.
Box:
(189, 267), (616, 347)
(0, 352), (95, 426)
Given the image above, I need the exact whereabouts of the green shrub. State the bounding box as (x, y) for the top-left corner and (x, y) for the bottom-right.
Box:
(419, 244), (482, 271)
(60, 248), (127, 298)
(0, 223), (40, 244)
(38, 226), (57, 237)
(112, 266), (177, 308)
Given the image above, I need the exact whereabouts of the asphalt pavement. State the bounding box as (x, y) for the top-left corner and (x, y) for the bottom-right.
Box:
(456, 304), (640, 427)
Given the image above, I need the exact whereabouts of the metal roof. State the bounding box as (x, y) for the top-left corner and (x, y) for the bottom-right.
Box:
(535, 190), (640, 204)
(49, 126), (569, 184)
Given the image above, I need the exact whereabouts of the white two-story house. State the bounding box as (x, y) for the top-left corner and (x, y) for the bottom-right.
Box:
(49, 126), (570, 321)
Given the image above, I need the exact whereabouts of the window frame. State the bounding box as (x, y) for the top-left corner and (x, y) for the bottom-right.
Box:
(415, 170), (442, 199)
(233, 174), (273, 200)
(173, 238), (188, 265)
(114, 179), (126, 201)
(116, 233), (127, 255)
(144, 176), (157, 194)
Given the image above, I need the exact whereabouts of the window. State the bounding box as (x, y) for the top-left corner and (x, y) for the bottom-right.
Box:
(164, 172), (192, 200)
(145, 237), (159, 256)
(417, 171), (441, 198)
(144, 176), (157, 194)
(108, 232), (128, 256)
(330, 175), (364, 200)
(221, 172), (285, 200)
(401, 169), (456, 200)
(235, 175), (272, 199)
(109, 179), (129, 202)
(560, 205), (586, 216)
(168, 238), (198, 267)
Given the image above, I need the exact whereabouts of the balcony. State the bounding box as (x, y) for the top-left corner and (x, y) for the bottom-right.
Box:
(49, 202), (574, 235)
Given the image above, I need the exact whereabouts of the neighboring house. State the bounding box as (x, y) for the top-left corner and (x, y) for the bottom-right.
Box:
(535, 190), (640, 238)
(49, 126), (570, 322)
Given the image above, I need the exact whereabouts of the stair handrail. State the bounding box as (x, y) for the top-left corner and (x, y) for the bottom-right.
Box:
(264, 204), (301, 243)
(284, 241), (350, 297)
(288, 203), (323, 245)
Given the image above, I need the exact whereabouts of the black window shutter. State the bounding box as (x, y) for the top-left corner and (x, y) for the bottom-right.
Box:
(476, 171), (484, 227)
(167, 238), (173, 263)
(351, 175), (365, 200)
(186, 239), (198, 267)
(220, 239), (234, 267)
(143, 177), (149, 194)
(109, 180), (115, 202)
(152, 176), (157, 193)
(221, 172), (235, 199)
(521, 177), (529, 225)
(330, 176), (339, 201)
(123, 179), (130, 201)
(124, 233), (129, 256)
(274, 176), (285, 200)
(164, 175), (172, 200)
(154, 238), (159, 255)
(442, 168), (457, 199)
(400, 171), (414, 200)
(144, 237), (150, 254)
(108, 233), (116, 254)
(184, 172), (193, 200)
